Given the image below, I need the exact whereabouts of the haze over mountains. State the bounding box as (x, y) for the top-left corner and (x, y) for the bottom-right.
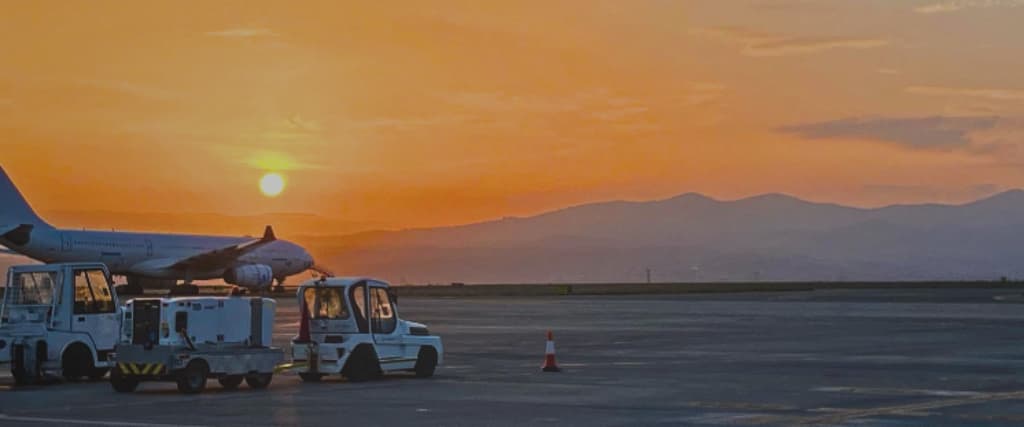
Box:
(7, 191), (1024, 285)
(305, 190), (1024, 284)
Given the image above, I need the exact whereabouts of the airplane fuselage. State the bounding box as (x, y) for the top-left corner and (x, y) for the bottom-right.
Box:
(4, 227), (313, 281)
(0, 165), (317, 288)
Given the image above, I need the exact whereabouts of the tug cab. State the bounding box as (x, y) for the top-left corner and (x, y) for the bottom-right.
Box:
(0, 263), (120, 385)
(291, 277), (442, 382)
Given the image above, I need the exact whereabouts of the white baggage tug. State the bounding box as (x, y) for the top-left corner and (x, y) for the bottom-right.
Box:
(287, 277), (443, 382)
(0, 263), (121, 385)
(110, 296), (283, 394)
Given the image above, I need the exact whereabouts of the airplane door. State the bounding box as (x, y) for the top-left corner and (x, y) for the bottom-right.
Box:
(70, 268), (120, 353)
(144, 239), (153, 257)
(61, 233), (73, 252)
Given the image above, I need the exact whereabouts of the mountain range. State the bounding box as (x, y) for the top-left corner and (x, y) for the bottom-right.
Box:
(301, 190), (1024, 284)
(7, 191), (1024, 284)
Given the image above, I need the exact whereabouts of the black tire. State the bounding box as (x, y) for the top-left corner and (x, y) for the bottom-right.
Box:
(299, 372), (323, 383)
(414, 347), (438, 378)
(343, 346), (381, 383)
(245, 373), (273, 389)
(11, 344), (37, 386)
(89, 368), (110, 381)
(176, 360), (209, 394)
(110, 369), (139, 393)
(218, 375), (244, 390)
(62, 344), (94, 382)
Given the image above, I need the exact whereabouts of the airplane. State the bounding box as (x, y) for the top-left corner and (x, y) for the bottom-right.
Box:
(0, 165), (319, 295)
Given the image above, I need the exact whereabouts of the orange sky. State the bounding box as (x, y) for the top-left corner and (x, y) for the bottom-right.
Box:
(2, 1), (1024, 232)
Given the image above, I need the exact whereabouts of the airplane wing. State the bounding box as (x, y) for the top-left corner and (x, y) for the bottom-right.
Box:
(167, 225), (278, 272)
(311, 264), (335, 277)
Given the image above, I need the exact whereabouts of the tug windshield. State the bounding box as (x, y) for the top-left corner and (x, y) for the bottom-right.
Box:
(8, 271), (57, 306)
(303, 288), (349, 320)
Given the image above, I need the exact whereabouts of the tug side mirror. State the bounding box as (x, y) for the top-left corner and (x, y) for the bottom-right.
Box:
(388, 289), (398, 305)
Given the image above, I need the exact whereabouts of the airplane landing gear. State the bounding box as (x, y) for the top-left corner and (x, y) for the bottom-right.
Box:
(272, 278), (286, 294)
(169, 281), (200, 296)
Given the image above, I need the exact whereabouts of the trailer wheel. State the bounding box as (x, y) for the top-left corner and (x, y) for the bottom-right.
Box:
(343, 345), (380, 383)
(245, 373), (273, 389)
(176, 360), (209, 394)
(110, 369), (139, 393)
(218, 375), (244, 390)
(414, 346), (438, 378)
(62, 344), (94, 382)
(299, 372), (323, 383)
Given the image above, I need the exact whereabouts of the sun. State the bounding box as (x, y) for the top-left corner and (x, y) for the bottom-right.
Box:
(259, 172), (286, 197)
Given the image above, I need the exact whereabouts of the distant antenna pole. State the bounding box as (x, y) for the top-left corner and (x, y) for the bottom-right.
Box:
(646, 268), (651, 284)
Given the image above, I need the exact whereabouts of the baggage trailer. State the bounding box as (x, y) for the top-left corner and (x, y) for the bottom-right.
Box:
(0, 263), (120, 385)
(110, 296), (283, 394)
(286, 277), (443, 382)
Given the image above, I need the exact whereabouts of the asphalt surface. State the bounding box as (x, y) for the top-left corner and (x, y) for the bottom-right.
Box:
(4, 288), (1024, 426)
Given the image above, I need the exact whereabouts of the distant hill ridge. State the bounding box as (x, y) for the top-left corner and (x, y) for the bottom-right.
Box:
(12, 190), (1024, 284)
(300, 189), (1024, 284)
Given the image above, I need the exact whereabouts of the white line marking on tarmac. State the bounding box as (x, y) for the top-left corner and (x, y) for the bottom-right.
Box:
(813, 386), (982, 397)
(795, 390), (1024, 425)
(0, 414), (206, 427)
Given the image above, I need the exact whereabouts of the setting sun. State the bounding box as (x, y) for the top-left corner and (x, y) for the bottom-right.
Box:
(259, 172), (285, 197)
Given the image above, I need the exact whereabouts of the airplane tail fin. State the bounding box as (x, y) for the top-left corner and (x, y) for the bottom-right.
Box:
(0, 165), (52, 230)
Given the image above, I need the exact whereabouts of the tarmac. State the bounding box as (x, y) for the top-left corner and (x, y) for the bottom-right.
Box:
(4, 288), (1024, 426)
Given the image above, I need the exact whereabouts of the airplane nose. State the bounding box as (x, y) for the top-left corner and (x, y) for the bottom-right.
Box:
(303, 251), (314, 269)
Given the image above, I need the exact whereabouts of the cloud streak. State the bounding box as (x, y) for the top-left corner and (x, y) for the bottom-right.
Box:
(915, 0), (1024, 14)
(691, 27), (889, 57)
(779, 116), (1001, 148)
(907, 85), (1024, 101)
(205, 28), (278, 38)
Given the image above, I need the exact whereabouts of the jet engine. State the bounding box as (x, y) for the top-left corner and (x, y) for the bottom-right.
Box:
(223, 264), (274, 289)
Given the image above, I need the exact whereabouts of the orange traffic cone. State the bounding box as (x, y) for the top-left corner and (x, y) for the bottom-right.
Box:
(542, 330), (561, 372)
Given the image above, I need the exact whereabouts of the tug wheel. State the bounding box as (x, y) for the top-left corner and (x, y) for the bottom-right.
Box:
(414, 346), (438, 378)
(11, 343), (40, 386)
(62, 344), (93, 382)
(245, 373), (273, 389)
(176, 360), (209, 394)
(218, 375), (244, 390)
(299, 372), (323, 382)
(110, 369), (139, 393)
(343, 346), (381, 383)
